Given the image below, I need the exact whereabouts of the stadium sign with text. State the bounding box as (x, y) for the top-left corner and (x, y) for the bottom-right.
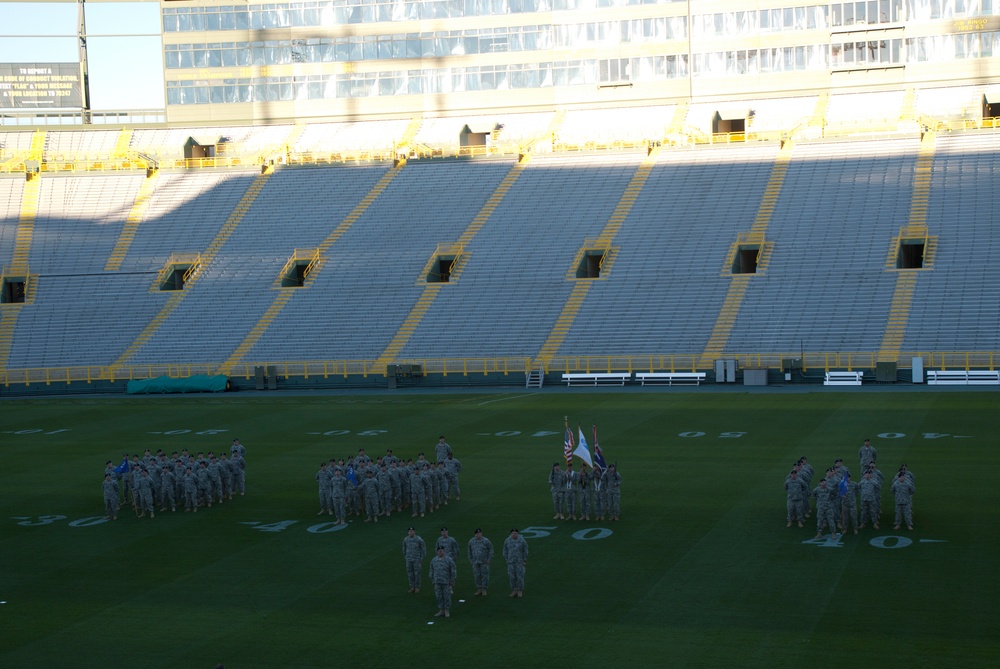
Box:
(0, 63), (83, 109)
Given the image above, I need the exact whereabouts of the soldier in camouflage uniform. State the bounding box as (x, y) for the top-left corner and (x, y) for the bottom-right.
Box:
(859, 470), (880, 529)
(410, 465), (426, 517)
(858, 438), (877, 470)
(231, 451), (246, 496)
(467, 528), (494, 596)
(563, 462), (579, 520)
(330, 466), (348, 525)
(444, 453), (461, 502)
(316, 462), (333, 516)
(361, 470), (381, 522)
(429, 547), (457, 618)
(503, 528), (529, 598)
(839, 473), (860, 534)
(219, 453), (234, 500)
(377, 464), (394, 517)
(784, 469), (808, 527)
(160, 465), (177, 512)
(436, 527), (460, 591)
(811, 478), (838, 538)
(434, 436), (453, 463)
(103, 473), (120, 520)
(549, 463), (566, 520)
(183, 467), (198, 512)
(403, 527), (427, 593)
(603, 464), (622, 520)
(421, 464), (435, 513)
(136, 469), (155, 518)
(891, 472), (915, 530)
(578, 464), (594, 520)
(197, 462), (213, 508)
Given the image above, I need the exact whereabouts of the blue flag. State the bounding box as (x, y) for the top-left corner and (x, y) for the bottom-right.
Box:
(346, 465), (359, 486)
(838, 472), (849, 497)
(113, 456), (129, 475)
(592, 425), (608, 475)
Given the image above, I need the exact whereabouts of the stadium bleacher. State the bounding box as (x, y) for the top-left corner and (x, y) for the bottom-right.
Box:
(1, 86), (999, 387)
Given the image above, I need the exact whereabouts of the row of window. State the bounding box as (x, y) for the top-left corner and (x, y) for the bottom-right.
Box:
(165, 55), (689, 104)
(161, 0), (1000, 34)
(163, 19), (688, 69)
(161, 0), (678, 32)
(165, 29), (999, 105)
(907, 30), (1000, 59)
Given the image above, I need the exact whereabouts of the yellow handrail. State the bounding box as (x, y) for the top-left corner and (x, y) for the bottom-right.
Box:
(2, 351), (997, 387)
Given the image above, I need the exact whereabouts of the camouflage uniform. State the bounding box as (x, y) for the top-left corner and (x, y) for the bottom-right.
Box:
(858, 441), (878, 470)
(503, 531), (529, 596)
(467, 532), (494, 594)
(410, 468), (426, 517)
(444, 454), (461, 501)
(403, 531), (427, 591)
(603, 466), (622, 519)
(429, 552), (457, 615)
(784, 472), (808, 525)
(360, 473), (381, 522)
(579, 467), (594, 519)
(103, 475), (120, 519)
(330, 470), (347, 523)
(317, 464), (333, 515)
(231, 452), (246, 495)
(160, 467), (176, 511)
(434, 438), (453, 463)
(549, 466), (566, 519)
(839, 477), (860, 533)
(136, 472), (155, 517)
(891, 475), (915, 529)
(563, 466), (579, 519)
(377, 466), (393, 516)
(811, 481), (837, 537)
(183, 468), (198, 511)
(859, 474), (880, 528)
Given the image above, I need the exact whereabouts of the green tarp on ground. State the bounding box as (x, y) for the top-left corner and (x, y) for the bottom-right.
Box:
(126, 375), (229, 394)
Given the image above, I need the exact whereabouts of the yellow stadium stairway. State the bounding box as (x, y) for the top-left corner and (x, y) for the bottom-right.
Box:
(877, 131), (937, 363)
(697, 141), (792, 369)
(112, 127), (133, 159)
(11, 174), (41, 271)
(369, 157), (530, 373)
(111, 166), (275, 371)
(217, 162), (408, 375)
(533, 148), (659, 366)
(105, 170), (160, 271)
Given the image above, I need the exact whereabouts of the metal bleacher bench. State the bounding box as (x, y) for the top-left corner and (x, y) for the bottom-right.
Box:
(824, 371), (864, 386)
(926, 370), (1000, 385)
(561, 373), (631, 386)
(635, 372), (706, 386)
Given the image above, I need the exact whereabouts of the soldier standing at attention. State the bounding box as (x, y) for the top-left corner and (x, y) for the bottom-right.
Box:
(429, 547), (457, 618)
(859, 470), (880, 530)
(858, 438), (877, 470)
(410, 465), (425, 517)
(183, 467), (198, 512)
(403, 527), (427, 593)
(377, 463), (393, 518)
(435, 436), (453, 463)
(444, 452), (462, 502)
(136, 469), (155, 518)
(579, 464), (594, 521)
(503, 528), (529, 598)
(467, 528), (494, 596)
(103, 473), (120, 520)
(549, 463), (566, 520)
(603, 463), (622, 521)
(330, 466), (348, 525)
(784, 469), (807, 527)
(160, 465), (177, 513)
(361, 470), (381, 522)
(839, 473), (861, 535)
(563, 462), (579, 520)
(891, 472), (915, 530)
(316, 462), (333, 516)
(811, 478), (838, 539)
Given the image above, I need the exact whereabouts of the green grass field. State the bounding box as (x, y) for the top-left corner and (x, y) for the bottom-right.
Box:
(1, 388), (997, 668)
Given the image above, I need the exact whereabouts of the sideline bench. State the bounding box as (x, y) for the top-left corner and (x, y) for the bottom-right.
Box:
(635, 372), (706, 386)
(824, 371), (863, 386)
(926, 370), (1000, 385)
(562, 373), (631, 386)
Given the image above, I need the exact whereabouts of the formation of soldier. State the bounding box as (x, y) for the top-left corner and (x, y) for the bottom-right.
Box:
(103, 439), (247, 520)
(783, 439), (918, 537)
(314, 438), (463, 526)
(403, 525), (527, 618)
(548, 461), (622, 521)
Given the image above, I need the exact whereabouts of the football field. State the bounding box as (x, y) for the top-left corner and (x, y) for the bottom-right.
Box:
(1, 388), (997, 668)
